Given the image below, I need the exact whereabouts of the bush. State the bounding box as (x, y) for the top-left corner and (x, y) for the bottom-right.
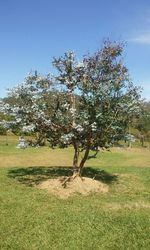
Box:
(0, 126), (7, 135)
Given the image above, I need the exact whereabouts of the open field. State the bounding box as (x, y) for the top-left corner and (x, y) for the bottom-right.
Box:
(0, 136), (150, 249)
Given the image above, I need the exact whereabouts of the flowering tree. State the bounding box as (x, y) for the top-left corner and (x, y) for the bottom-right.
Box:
(3, 41), (141, 177)
(0, 100), (17, 135)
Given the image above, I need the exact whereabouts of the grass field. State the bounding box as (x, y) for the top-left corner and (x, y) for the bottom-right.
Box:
(0, 136), (150, 249)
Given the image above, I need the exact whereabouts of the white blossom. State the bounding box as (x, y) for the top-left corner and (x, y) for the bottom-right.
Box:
(70, 108), (76, 114)
(60, 133), (73, 144)
(76, 62), (84, 68)
(91, 122), (97, 131)
(22, 124), (35, 132)
(74, 124), (84, 132)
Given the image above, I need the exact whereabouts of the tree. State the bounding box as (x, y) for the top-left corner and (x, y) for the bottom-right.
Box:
(0, 99), (17, 135)
(133, 101), (150, 146)
(3, 41), (141, 177)
(135, 102), (150, 139)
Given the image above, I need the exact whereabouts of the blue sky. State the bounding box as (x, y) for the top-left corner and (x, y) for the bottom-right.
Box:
(0, 0), (150, 100)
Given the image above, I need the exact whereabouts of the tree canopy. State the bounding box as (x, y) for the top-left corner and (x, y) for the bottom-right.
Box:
(1, 41), (142, 176)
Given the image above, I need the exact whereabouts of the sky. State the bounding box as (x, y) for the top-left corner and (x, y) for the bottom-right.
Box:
(0, 0), (150, 100)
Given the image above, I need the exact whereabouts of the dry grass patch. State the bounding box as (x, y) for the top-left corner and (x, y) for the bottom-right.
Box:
(38, 176), (108, 199)
(105, 202), (150, 210)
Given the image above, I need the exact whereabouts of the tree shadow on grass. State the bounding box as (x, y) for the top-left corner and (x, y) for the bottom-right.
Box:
(8, 166), (118, 187)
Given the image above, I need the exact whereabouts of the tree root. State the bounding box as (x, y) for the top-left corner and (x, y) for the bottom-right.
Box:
(60, 173), (84, 188)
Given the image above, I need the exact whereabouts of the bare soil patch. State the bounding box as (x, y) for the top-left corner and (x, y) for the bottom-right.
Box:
(38, 176), (108, 199)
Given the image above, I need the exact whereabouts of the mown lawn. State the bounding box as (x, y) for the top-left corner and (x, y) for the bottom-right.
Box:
(0, 137), (150, 250)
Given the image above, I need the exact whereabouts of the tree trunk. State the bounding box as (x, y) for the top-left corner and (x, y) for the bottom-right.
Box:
(78, 145), (90, 175)
(78, 132), (91, 176)
(72, 132), (91, 177)
(73, 141), (79, 174)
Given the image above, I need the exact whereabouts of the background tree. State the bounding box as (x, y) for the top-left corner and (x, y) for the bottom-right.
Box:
(3, 41), (142, 177)
(134, 101), (150, 143)
(0, 99), (17, 135)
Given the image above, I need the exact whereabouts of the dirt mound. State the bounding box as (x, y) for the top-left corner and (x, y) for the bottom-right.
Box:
(38, 176), (108, 199)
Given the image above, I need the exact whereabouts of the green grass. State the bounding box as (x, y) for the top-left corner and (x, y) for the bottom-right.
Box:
(0, 136), (150, 249)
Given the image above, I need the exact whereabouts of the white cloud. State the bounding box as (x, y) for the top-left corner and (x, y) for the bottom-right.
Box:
(129, 32), (150, 45)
